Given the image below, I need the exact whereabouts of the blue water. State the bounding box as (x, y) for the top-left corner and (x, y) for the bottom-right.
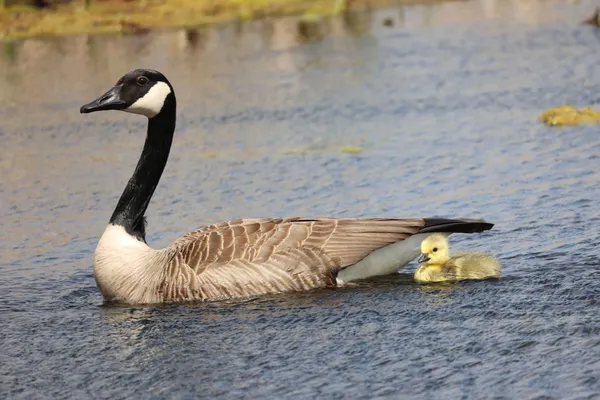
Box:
(1, 0), (600, 398)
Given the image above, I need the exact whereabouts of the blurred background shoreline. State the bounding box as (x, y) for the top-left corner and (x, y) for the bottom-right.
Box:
(0, 0), (464, 40)
(0, 0), (593, 40)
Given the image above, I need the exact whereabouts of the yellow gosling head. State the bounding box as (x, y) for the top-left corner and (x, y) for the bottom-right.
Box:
(418, 234), (450, 265)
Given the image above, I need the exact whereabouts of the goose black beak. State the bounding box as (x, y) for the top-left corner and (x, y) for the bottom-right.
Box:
(417, 253), (430, 263)
(80, 85), (127, 114)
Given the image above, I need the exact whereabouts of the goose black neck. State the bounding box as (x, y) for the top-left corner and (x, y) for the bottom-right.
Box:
(110, 102), (176, 242)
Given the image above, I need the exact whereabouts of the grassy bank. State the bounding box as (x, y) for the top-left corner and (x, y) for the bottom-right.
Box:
(0, 0), (452, 40)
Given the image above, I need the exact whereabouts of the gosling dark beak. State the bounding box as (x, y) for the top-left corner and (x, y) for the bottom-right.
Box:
(417, 253), (430, 263)
(80, 85), (126, 114)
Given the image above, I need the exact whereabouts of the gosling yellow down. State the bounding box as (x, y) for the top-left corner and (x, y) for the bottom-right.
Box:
(414, 234), (500, 283)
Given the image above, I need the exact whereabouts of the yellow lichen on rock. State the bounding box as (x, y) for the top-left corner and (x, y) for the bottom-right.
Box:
(339, 146), (363, 154)
(538, 105), (600, 126)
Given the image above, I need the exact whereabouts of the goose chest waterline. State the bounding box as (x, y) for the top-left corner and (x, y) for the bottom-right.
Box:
(81, 69), (495, 304)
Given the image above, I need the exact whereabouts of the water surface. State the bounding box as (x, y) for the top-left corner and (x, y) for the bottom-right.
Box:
(1, 0), (600, 398)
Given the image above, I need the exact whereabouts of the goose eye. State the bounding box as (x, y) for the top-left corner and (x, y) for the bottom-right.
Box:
(137, 76), (149, 86)
(433, 247), (438, 252)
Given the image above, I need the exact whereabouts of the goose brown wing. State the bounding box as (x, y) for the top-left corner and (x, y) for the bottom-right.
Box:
(172, 217), (426, 270)
(162, 217), (426, 300)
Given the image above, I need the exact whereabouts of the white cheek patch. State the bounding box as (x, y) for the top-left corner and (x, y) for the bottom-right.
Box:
(125, 81), (172, 118)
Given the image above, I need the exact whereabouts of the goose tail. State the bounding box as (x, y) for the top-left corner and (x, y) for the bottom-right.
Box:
(419, 218), (494, 234)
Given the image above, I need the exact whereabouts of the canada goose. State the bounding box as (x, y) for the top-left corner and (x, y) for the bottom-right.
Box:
(80, 69), (495, 304)
(414, 234), (500, 283)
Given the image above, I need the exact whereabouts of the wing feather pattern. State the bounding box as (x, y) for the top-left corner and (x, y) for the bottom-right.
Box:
(157, 217), (426, 301)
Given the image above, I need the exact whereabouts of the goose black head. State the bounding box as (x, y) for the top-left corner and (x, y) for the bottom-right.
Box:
(80, 69), (175, 118)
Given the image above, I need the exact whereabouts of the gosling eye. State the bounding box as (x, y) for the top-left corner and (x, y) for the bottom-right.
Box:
(137, 76), (149, 86)
(433, 247), (438, 252)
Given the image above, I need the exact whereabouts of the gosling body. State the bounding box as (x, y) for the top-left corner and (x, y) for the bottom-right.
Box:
(415, 234), (500, 283)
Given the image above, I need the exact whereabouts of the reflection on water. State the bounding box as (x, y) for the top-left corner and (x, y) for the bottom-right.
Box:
(2, 0), (600, 398)
(416, 281), (458, 299)
(0, 0), (590, 92)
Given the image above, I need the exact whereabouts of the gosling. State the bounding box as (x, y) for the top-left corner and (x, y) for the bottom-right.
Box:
(414, 234), (500, 283)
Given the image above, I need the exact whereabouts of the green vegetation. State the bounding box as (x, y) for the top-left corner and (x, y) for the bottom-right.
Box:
(539, 105), (600, 126)
(339, 146), (363, 154)
(0, 0), (411, 40)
